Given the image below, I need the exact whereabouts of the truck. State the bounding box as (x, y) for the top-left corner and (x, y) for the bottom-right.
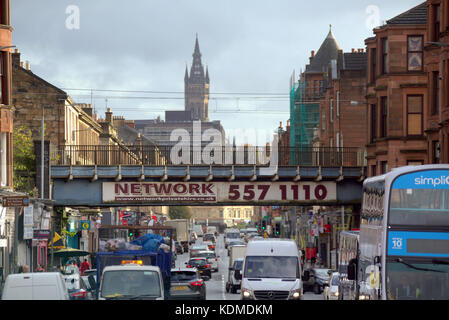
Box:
(164, 219), (190, 252)
(92, 225), (174, 300)
(224, 228), (241, 249)
(226, 244), (247, 294)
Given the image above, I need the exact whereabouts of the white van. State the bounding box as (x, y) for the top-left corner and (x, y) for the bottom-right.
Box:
(2, 272), (69, 300)
(240, 239), (303, 300)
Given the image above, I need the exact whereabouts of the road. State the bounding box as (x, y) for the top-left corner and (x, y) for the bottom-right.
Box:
(174, 234), (323, 301)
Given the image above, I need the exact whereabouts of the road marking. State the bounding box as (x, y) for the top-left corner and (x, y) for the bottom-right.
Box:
(221, 274), (226, 300)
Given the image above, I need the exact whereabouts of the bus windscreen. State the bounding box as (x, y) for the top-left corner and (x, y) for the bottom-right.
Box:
(390, 170), (449, 226)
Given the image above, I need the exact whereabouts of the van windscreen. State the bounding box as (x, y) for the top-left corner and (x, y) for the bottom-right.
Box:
(244, 256), (299, 278)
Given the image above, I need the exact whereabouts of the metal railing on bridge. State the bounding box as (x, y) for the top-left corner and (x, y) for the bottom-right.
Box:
(50, 145), (365, 167)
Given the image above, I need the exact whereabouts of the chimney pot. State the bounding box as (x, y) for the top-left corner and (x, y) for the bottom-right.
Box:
(25, 61), (30, 70)
(311, 50), (315, 58)
(352, 48), (355, 53)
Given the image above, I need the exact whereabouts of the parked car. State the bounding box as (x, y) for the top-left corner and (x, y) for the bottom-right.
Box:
(303, 267), (331, 294)
(196, 250), (219, 272)
(2, 272), (70, 300)
(169, 268), (206, 300)
(203, 233), (216, 243)
(64, 273), (93, 300)
(227, 240), (246, 256)
(323, 271), (340, 300)
(185, 257), (212, 280)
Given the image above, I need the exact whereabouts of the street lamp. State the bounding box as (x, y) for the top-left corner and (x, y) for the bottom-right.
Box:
(0, 45), (16, 50)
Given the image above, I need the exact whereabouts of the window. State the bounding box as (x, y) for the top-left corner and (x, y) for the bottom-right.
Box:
(321, 111), (326, 131)
(370, 48), (377, 82)
(432, 71), (440, 115)
(407, 95), (423, 136)
(1, 132), (7, 186)
(381, 161), (388, 174)
(407, 35), (423, 72)
(381, 38), (388, 75)
(336, 91), (340, 117)
(319, 80), (324, 96)
(380, 97), (387, 138)
(432, 141), (440, 164)
(371, 104), (377, 142)
(330, 99), (334, 122)
(371, 165), (377, 177)
(314, 80), (318, 96)
(407, 160), (424, 166)
(0, 51), (4, 104)
(433, 4), (441, 42)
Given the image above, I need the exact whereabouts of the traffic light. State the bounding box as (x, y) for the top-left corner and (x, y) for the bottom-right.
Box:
(275, 222), (281, 237)
(261, 220), (267, 231)
(128, 229), (136, 239)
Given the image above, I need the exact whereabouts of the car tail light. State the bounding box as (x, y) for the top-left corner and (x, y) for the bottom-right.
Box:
(215, 258), (218, 261)
(205, 264), (211, 268)
(72, 290), (86, 299)
(190, 280), (204, 287)
(186, 265), (193, 268)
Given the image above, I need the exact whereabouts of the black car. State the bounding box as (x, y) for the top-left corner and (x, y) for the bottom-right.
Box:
(169, 268), (206, 300)
(185, 258), (212, 279)
(302, 267), (331, 294)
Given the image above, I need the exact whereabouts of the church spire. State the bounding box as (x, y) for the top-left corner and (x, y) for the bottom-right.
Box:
(184, 64), (189, 82)
(193, 33), (201, 57)
(205, 65), (209, 83)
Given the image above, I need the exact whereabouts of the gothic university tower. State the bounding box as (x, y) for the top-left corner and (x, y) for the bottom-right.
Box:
(184, 35), (210, 121)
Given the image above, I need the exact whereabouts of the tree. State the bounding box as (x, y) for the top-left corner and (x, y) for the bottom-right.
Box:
(169, 206), (192, 220)
(13, 125), (36, 195)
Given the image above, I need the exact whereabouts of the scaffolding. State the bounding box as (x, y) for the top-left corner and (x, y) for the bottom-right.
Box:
(289, 81), (320, 165)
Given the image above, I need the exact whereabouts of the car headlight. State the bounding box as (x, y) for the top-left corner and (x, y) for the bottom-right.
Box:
(242, 288), (253, 299)
(359, 294), (370, 300)
(333, 291), (339, 297)
(290, 289), (301, 299)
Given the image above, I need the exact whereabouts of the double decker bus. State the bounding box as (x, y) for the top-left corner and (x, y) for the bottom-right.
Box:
(349, 165), (449, 300)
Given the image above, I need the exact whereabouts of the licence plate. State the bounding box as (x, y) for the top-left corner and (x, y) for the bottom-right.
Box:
(199, 270), (205, 274)
(173, 286), (188, 291)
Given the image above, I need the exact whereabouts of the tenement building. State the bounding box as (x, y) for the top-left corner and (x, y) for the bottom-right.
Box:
(365, 2), (428, 176)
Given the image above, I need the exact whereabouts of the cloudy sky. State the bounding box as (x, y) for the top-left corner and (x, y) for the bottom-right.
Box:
(12, 0), (423, 144)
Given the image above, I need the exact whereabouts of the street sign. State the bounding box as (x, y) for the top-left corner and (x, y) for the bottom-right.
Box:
(2, 195), (29, 207)
(80, 220), (91, 231)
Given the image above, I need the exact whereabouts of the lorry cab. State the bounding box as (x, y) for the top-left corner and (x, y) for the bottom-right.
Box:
(241, 239), (303, 300)
(98, 263), (164, 300)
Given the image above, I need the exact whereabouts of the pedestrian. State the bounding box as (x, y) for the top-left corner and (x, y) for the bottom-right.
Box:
(79, 258), (91, 276)
(36, 264), (44, 272)
(22, 265), (30, 273)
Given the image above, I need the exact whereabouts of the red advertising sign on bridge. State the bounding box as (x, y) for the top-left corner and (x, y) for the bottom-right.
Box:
(102, 181), (336, 205)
